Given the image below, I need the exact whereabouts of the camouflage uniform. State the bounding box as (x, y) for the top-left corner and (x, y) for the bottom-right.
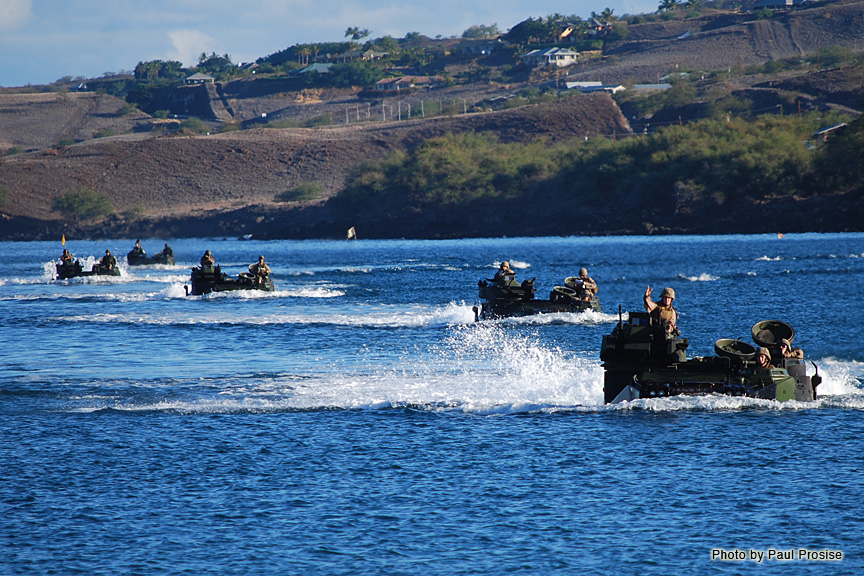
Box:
(645, 286), (678, 335)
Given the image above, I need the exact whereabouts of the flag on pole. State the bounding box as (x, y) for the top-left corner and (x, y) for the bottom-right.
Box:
(346, 226), (356, 240)
(62, 234), (66, 245)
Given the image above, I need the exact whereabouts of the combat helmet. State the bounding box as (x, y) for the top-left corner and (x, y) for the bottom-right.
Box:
(660, 287), (675, 300)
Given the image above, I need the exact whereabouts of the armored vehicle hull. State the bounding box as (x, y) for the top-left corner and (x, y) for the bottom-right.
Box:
(186, 266), (274, 296)
(56, 261), (121, 280)
(127, 250), (175, 266)
(474, 278), (600, 320)
(600, 311), (819, 404)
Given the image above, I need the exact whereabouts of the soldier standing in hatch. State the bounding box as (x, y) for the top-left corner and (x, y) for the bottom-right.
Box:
(100, 249), (117, 270)
(200, 250), (215, 268)
(644, 285), (679, 336)
(250, 255), (271, 285)
(576, 267), (598, 300)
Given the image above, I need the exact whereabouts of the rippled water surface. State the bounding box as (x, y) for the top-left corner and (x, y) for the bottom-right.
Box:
(2, 234), (863, 575)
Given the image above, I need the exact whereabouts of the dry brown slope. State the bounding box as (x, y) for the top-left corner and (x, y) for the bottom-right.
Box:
(0, 93), (630, 226)
(0, 92), (151, 152)
(591, 1), (864, 83)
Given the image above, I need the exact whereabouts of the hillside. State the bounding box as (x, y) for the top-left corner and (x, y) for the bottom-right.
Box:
(585, 1), (864, 83)
(0, 93), (631, 239)
(2, 0), (864, 240)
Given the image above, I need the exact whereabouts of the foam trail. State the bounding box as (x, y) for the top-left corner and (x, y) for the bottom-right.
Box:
(78, 323), (605, 414)
(52, 302), (479, 328)
(494, 308), (619, 326)
(678, 273), (719, 282)
(63, 355), (864, 416)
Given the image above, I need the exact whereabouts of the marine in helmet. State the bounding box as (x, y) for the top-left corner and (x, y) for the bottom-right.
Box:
(100, 249), (117, 269)
(250, 255), (271, 285)
(756, 346), (774, 369)
(644, 285), (678, 335)
(200, 250), (215, 269)
(493, 261), (514, 283)
(60, 248), (73, 264)
(779, 338), (802, 359)
(577, 267), (598, 300)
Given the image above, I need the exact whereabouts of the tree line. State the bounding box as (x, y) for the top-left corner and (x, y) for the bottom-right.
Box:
(333, 112), (864, 221)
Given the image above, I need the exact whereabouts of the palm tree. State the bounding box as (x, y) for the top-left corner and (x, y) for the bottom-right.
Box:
(345, 27), (371, 42)
(297, 45), (312, 65)
(659, 0), (680, 11)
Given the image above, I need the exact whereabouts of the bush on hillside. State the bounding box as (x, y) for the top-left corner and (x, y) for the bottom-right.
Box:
(276, 183), (325, 202)
(53, 188), (114, 221)
(336, 113), (843, 217)
(337, 132), (562, 210)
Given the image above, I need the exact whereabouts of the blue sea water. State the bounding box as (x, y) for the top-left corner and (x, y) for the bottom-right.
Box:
(1, 234), (863, 575)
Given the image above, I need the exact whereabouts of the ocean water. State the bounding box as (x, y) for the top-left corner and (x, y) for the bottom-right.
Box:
(1, 234), (863, 575)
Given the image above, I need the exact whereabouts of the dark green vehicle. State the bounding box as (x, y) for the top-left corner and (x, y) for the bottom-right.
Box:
(55, 260), (121, 280)
(126, 246), (175, 266)
(473, 276), (601, 320)
(600, 311), (820, 404)
(185, 265), (274, 296)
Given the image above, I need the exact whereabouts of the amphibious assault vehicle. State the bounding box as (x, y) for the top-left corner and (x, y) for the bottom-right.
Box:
(55, 260), (121, 280)
(127, 247), (175, 266)
(185, 265), (274, 296)
(600, 310), (819, 403)
(474, 276), (601, 320)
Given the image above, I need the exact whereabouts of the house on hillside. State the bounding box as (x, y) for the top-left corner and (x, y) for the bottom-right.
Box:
(293, 63), (333, 75)
(559, 23), (580, 42)
(632, 83), (672, 91)
(565, 81), (624, 94)
(458, 38), (503, 55)
(362, 50), (388, 61)
(586, 18), (613, 37)
(521, 48), (579, 68)
(185, 73), (215, 85)
(374, 75), (444, 92)
(331, 50), (362, 63)
(813, 123), (847, 141)
(752, 0), (793, 9)
(586, 84), (625, 94)
(565, 81), (602, 90)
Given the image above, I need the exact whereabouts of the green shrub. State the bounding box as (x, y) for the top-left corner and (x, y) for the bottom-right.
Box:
(180, 117), (207, 133)
(218, 122), (241, 133)
(94, 127), (118, 138)
(53, 188), (114, 221)
(0, 185), (9, 206)
(336, 113), (843, 216)
(276, 182), (324, 202)
(264, 114), (333, 129)
(123, 204), (147, 221)
(338, 132), (560, 209)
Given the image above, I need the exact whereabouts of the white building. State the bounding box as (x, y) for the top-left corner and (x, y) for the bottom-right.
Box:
(521, 48), (579, 68)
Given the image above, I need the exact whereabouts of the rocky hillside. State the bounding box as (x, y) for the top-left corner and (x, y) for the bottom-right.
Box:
(0, 93), (631, 239)
(2, 0), (864, 240)
(583, 0), (864, 83)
